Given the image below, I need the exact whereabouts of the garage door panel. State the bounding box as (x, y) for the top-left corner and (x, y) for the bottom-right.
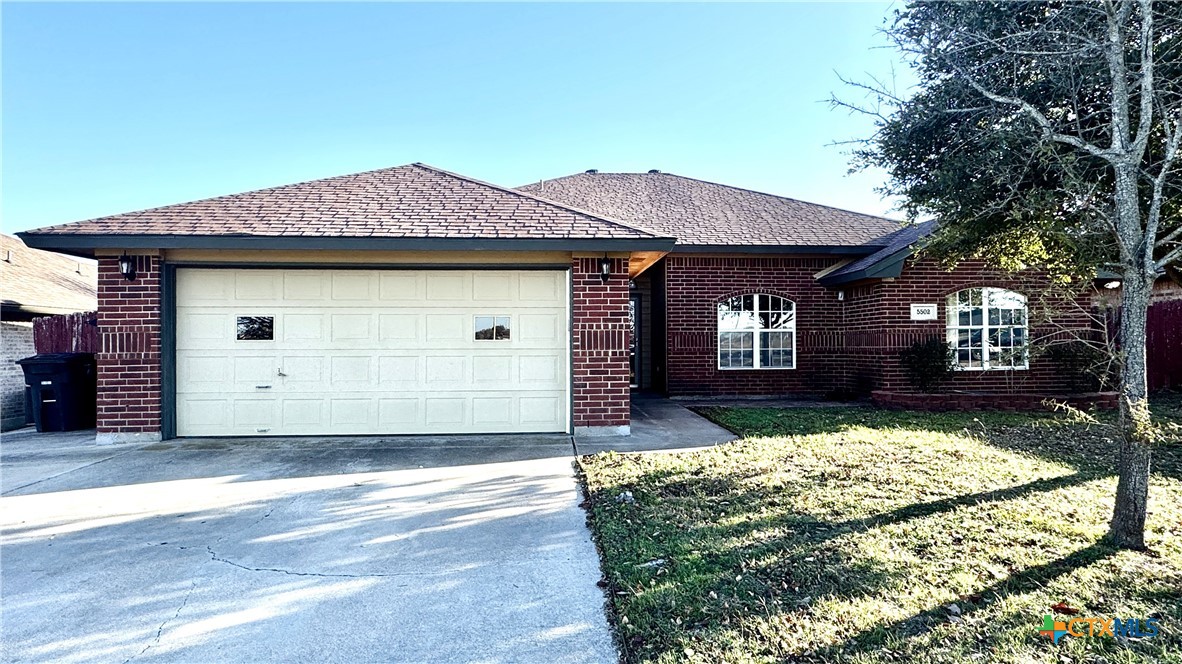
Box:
(235, 272), (281, 300)
(520, 355), (560, 383)
(176, 268), (569, 436)
(281, 399), (326, 428)
(331, 272), (374, 300)
(283, 313), (325, 341)
(181, 398), (230, 429)
(330, 399), (373, 427)
(519, 273), (563, 301)
(425, 314), (466, 341)
(473, 274), (512, 301)
(282, 272), (328, 301)
(425, 397), (466, 426)
(473, 397), (512, 425)
(177, 270), (232, 303)
(280, 356), (326, 386)
(378, 314), (418, 341)
(178, 356), (228, 386)
(378, 273), (420, 300)
(330, 356), (373, 386)
(518, 313), (561, 341)
(425, 273), (467, 300)
(521, 397), (561, 424)
(379, 398), (418, 426)
(178, 313), (228, 344)
(233, 399), (277, 429)
(425, 356), (465, 384)
(473, 356), (512, 383)
(378, 356), (419, 385)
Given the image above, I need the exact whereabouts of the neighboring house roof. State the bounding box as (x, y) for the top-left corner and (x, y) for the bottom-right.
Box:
(0, 234), (97, 320)
(19, 163), (674, 256)
(817, 221), (937, 287)
(518, 171), (902, 252)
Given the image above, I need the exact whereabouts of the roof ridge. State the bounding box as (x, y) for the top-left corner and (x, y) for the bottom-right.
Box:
(414, 163), (670, 240)
(648, 172), (904, 225)
(527, 170), (904, 226)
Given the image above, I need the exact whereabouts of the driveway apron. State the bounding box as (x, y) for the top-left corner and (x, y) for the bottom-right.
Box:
(0, 432), (616, 663)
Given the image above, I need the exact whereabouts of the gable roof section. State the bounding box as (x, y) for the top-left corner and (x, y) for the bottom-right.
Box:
(0, 234), (96, 319)
(19, 163), (673, 256)
(817, 221), (937, 286)
(518, 171), (902, 252)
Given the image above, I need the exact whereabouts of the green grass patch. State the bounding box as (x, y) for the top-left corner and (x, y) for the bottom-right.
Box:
(579, 398), (1182, 663)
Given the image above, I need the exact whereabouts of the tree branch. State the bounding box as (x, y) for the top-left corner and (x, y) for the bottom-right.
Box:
(951, 66), (1115, 161)
(1131, 0), (1155, 158)
(1144, 111), (1182, 253)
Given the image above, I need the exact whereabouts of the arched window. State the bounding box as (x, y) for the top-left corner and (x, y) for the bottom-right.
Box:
(717, 294), (796, 369)
(946, 288), (1028, 370)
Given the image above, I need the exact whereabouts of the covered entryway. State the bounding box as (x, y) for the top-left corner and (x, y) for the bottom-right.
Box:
(175, 268), (570, 436)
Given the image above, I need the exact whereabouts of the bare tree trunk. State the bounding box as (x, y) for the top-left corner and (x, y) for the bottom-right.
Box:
(1109, 271), (1154, 550)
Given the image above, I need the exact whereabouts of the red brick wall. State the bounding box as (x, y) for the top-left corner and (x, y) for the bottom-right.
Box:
(663, 254), (1095, 397)
(849, 260), (1093, 393)
(572, 256), (631, 428)
(96, 255), (162, 435)
(664, 254), (846, 396)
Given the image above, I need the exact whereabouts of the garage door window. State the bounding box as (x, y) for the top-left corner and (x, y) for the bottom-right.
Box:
(236, 316), (274, 341)
(475, 316), (511, 341)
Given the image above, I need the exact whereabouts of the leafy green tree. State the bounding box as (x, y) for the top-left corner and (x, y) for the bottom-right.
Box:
(845, 0), (1182, 549)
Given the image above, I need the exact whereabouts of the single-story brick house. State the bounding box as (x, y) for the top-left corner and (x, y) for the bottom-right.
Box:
(19, 163), (1104, 444)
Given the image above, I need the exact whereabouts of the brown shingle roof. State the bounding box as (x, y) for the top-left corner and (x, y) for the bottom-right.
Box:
(23, 163), (661, 241)
(518, 171), (902, 248)
(0, 234), (96, 317)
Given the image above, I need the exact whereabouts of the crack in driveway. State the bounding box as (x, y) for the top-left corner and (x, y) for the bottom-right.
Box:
(205, 546), (432, 579)
(123, 579), (197, 663)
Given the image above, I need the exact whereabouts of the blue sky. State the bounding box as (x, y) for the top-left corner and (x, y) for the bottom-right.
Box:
(2, 2), (910, 233)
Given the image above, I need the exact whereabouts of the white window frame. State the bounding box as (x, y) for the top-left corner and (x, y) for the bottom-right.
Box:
(717, 294), (796, 370)
(945, 287), (1029, 371)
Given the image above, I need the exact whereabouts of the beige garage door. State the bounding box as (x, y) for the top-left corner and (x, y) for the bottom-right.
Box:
(175, 268), (570, 436)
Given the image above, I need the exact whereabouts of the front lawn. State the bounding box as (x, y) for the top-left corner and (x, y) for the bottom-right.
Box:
(578, 399), (1182, 663)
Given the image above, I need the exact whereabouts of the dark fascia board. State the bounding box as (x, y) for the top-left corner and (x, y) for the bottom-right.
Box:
(16, 233), (677, 257)
(671, 243), (884, 256)
(816, 246), (913, 287)
(1, 302), (95, 319)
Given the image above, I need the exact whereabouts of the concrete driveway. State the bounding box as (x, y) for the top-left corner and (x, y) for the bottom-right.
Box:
(0, 429), (617, 663)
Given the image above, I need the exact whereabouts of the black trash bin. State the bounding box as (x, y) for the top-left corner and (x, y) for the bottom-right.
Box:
(16, 353), (97, 432)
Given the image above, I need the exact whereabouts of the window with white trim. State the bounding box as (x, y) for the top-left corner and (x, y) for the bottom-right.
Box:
(946, 288), (1028, 370)
(717, 294), (796, 369)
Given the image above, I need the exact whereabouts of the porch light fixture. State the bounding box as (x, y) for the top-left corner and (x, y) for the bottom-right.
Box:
(118, 254), (136, 281)
(598, 254), (612, 283)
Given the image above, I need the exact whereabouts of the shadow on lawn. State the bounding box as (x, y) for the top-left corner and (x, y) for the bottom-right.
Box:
(815, 541), (1119, 659)
(590, 464), (1116, 662)
(588, 401), (1182, 662)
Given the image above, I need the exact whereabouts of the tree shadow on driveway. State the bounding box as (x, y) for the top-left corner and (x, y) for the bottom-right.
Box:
(0, 436), (614, 663)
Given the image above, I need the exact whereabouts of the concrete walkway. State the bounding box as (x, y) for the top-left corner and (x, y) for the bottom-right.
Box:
(0, 429), (613, 663)
(574, 394), (736, 455)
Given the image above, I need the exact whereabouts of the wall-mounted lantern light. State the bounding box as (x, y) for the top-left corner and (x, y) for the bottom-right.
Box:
(118, 254), (136, 281)
(598, 254), (612, 283)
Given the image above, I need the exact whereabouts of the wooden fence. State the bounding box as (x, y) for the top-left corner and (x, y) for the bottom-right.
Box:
(33, 311), (98, 354)
(1148, 299), (1182, 391)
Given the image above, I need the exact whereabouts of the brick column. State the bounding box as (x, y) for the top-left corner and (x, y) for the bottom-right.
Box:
(95, 255), (162, 444)
(571, 256), (631, 435)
